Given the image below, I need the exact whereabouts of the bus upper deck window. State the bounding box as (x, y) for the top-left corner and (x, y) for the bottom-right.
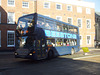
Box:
(73, 27), (78, 34)
(69, 26), (74, 33)
(45, 19), (55, 30)
(56, 22), (62, 31)
(45, 23), (51, 29)
(37, 17), (45, 28)
(63, 24), (69, 32)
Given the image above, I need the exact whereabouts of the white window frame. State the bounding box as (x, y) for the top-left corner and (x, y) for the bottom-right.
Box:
(7, 12), (15, 24)
(0, 30), (1, 47)
(56, 16), (62, 21)
(22, 1), (29, 8)
(7, 31), (15, 47)
(67, 17), (73, 24)
(86, 8), (91, 14)
(0, 12), (1, 23)
(44, 2), (50, 8)
(56, 4), (62, 10)
(7, 0), (15, 6)
(80, 35), (82, 45)
(86, 35), (91, 45)
(77, 18), (82, 28)
(67, 5), (72, 11)
(86, 19), (91, 29)
(0, 0), (1, 5)
(77, 7), (82, 13)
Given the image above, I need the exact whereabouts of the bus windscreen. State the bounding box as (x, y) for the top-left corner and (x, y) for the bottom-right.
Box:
(17, 15), (34, 29)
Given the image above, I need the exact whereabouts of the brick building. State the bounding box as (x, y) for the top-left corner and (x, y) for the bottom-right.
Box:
(0, 0), (95, 51)
(36, 0), (95, 47)
(0, 0), (35, 51)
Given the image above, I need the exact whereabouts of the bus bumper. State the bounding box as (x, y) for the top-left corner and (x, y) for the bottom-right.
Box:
(15, 52), (37, 60)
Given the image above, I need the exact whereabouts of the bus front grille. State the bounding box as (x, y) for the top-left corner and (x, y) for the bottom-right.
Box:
(16, 49), (29, 56)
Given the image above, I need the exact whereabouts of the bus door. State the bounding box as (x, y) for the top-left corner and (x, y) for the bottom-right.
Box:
(36, 40), (41, 58)
(41, 39), (46, 58)
(36, 39), (46, 59)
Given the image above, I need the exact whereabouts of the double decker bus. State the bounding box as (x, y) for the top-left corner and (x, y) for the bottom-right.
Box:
(15, 13), (80, 60)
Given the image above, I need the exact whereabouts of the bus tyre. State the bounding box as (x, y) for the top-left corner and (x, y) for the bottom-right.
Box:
(71, 48), (75, 55)
(48, 50), (53, 59)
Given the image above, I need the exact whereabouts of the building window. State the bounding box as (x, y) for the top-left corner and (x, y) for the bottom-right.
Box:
(7, 31), (15, 47)
(77, 18), (82, 28)
(0, 12), (1, 23)
(44, 2), (50, 8)
(0, 30), (1, 47)
(86, 19), (91, 28)
(80, 35), (82, 45)
(67, 17), (72, 24)
(56, 4), (62, 10)
(56, 16), (62, 21)
(87, 35), (91, 45)
(86, 8), (91, 14)
(77, 7), (82, 13)
(22, 1), (29, 8)
(8, 0), (15, 6)
(7, 12), (15, 24)
(0, 0), (1, 5)
(67, 5), (72, 11)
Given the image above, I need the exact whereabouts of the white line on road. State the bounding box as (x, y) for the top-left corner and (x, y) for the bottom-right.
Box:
(73, 55), (100, 60)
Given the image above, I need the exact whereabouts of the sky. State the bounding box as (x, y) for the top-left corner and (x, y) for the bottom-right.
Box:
(84, 0), (100, 12)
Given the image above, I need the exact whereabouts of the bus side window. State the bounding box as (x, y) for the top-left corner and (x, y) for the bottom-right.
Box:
(63, 24), (69, 32)
(37, 17), (45, 28)
(74, 39), (77, 46)
(69, 39), (77, 46)
(47, 39), (55, 47)
(73, 27), (78, 34)
(56, 39), (63, 46)
(69, 26), (74, 33)
(56, 25), (62, 31)
(64, 39), (69, 46)
(45, 23), (51, 29)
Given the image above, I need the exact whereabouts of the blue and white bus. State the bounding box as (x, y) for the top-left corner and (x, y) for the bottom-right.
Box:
(15, 13), (80, 60)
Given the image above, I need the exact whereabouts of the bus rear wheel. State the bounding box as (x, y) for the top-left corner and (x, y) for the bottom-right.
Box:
(48, 50), (54, 59)
(71, 48), (75, 55)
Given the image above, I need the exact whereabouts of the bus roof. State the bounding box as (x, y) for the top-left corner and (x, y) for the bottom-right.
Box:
(18, 13), (79, 29)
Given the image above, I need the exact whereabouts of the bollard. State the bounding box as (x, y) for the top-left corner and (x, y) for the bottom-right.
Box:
(82, 47), (90, 55)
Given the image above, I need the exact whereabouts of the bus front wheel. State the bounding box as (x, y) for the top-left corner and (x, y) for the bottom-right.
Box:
(71, 48), (75, 55)
(48, 50), (54, 59)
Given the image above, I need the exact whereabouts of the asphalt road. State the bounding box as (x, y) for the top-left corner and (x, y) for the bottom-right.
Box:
(0, 49), (100, 75)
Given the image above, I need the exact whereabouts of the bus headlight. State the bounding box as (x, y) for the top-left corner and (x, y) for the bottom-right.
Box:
(29, 53), (32, 56)
(15, 52), (18, 55)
